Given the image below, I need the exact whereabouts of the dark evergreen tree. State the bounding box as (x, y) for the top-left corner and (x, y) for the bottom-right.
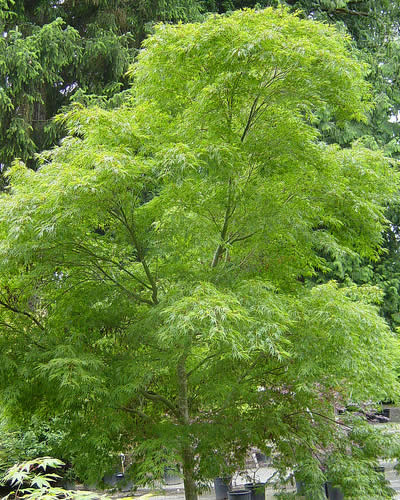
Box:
(0, 0), (202, 179)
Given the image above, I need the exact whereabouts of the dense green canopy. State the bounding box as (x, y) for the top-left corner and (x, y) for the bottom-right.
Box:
(1, 8), (400, 499)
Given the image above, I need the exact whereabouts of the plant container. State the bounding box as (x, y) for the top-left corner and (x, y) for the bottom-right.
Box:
(244, 482), (265, 500)
(296, 479), (327, 498)
(214, 477), (231, 500)
(228, 489), (251, 500)
(164, 466), (182, 485)
(255, 452), (268, 465)
(326, 482), (344, 500)
(105, 472), (124, 485)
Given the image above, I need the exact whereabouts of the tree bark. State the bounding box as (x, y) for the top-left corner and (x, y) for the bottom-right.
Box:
(182, 444), (198, 500)
(177, 352), (198, 500)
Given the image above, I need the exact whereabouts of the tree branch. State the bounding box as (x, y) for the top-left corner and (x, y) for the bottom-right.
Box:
(116, 406), (155, 423)
(283, 193), (297, 205)
(240, 68), (289, 143)
(211, 178), (235, 268)
(110, 206), (159, 305)
(139, 390), (179, 418)
(187, 352), (221, 378)
(0, 321), (46, 350)
(0, 320), (22, 332)
(311, 410), (352, 430)
(228, 230), (259, 245)
(0, 299), (45, 331)
(42, 278), (94, 309)
(334, 8), (368, 17)
(74, 242), (153, 291)
(91, 262), (154, 306)
(177, 350), (190, 424)
(205, 208), (221, 231)
(241, 96), (260, 143)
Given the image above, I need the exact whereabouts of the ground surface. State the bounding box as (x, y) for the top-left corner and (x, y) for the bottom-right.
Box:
(99, 460), (400, 499)
(75, 424), (400, 499)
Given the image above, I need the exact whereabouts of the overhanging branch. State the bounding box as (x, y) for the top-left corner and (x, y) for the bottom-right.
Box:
(334, 8), (369, 17)
(0, 299), (45, 331)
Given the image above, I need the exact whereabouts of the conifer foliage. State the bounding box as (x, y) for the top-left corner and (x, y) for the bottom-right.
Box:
(0, 0), (202, 179)
(0, 8), (400, 500)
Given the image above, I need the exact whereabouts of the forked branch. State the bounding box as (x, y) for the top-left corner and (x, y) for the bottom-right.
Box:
(140, 390), (179, 418)
(109, 206), (159, 305)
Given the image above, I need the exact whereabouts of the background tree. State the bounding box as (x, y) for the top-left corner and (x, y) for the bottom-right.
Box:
(0, 0), (202, 180)
(1, 8), (400, 499)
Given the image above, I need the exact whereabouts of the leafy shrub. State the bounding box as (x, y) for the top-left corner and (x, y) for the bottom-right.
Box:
(1, 457), (99, 499)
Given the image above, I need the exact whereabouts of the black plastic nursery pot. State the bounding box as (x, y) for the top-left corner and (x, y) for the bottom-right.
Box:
(244, 482), (265, 500)
(373, 465), (387, 488)
(326, 482), (344, 500)
(214, 477), (232, 500)
(103, 472), (133, 492)
(254, 452), (268, 465)
(227, 489), (252, 500)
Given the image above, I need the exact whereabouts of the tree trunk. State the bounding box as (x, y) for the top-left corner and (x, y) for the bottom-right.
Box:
(177, 351), (198, 500)
(182, 444), (198, 500)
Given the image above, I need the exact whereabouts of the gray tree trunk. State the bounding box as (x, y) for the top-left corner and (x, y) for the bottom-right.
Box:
(182, 444), (198, 500)
(178, 350), (198, 500)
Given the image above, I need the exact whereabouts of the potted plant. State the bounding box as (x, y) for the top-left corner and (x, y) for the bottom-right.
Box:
(294, 468), (327, 499)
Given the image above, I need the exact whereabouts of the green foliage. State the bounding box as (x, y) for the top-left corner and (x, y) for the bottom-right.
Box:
(201, 1), (400, 156)
(0, 7), (399, 499)
(0, 414), (66, 474)
(195, 3), (400, 335)
(0, 17), (80, 173)
(1, 457), (97, 499)
(294, 0), (400, 153)
(321, 416), (400, 499)
(0, 0), (202, 177)
(253, 0), (400, 332)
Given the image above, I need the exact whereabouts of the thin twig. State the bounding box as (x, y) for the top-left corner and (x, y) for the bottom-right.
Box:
(91, 262), (154, 306)
(187, 352), (221, 378)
